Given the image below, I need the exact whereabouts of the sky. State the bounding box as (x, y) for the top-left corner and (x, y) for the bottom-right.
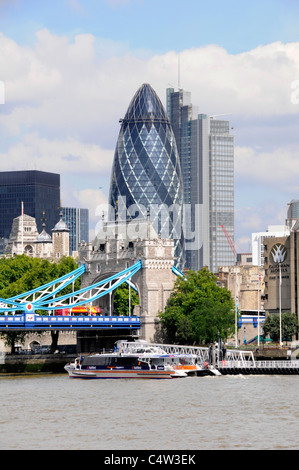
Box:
(0, 0), (299, 251)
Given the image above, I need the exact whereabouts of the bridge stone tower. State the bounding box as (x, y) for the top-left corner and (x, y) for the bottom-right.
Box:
(78, 235), (176, 342)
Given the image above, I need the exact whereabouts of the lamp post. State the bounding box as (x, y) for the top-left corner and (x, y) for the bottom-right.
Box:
(235, 271), (239, 348)
(257, 268), (260, 347)
(279, 262), (282, 347)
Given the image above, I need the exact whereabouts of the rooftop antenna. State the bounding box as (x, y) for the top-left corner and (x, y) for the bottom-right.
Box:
(178, 54), (181, 90)
(209, 113), (232, 119)
(21, 201), (24, 255)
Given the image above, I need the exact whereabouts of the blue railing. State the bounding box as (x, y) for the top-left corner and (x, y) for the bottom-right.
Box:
(0, 314), (141, 330)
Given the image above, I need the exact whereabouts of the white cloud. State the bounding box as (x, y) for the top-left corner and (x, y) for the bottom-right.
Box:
(2, 32), (299, 138)
(0, 133), (113, 174)
(1, 29), (299, 245)
(235, 145), (299, 193)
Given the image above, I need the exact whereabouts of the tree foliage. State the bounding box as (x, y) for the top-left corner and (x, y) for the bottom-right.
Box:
(0, 255), (81, 353)
(262, 312), (298, 342)
(158, 268), (235, 345)
(113, 283), (139, 316)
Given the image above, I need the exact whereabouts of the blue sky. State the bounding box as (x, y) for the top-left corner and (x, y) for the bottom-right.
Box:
(2, 0), (299, 54)
(0, 0), (299, 250)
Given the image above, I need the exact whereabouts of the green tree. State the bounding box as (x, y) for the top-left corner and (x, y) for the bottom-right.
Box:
(113, 283), (139, 316)
(0, 255), (80, 353)
(262, 312), (298, 342)
(158, 268), (235, 345)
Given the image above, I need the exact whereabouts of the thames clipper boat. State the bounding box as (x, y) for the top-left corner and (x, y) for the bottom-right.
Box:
(118, 340), (201, 376)
(64, 341), (190, 379)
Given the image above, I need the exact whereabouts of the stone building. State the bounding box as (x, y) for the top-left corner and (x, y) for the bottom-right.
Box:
(79, 234), (176, 343)
(4, 214), (39, 256)
(217, 264), (265, 344)
(0, 212), (74, 353)
(4, 211), (70, 260)
(218, 265), (264, 315)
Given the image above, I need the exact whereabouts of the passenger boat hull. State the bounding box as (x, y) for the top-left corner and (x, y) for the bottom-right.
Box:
(64, 364), (186, 379)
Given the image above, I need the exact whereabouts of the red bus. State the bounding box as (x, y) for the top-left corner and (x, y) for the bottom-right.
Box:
(55, 306), (101, 316)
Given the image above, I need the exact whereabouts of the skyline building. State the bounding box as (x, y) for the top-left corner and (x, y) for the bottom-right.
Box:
(166, 88), (235, 272)
(109, 83), (184, 267)
(0, 170), (60, 253)
(252, 225), (290, 267)
(62, 207), (89, 255)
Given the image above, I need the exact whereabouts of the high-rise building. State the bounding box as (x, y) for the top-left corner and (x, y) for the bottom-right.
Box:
(167, 88), (235, 272)
(286, 199), (299, 229)
(109, 83), (184, 266)
(62, 207), (89, 255)
(0, 170), (60, 253)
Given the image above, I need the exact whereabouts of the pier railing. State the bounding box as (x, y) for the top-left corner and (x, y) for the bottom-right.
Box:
(256, 360), (299, 369)
(218, 360), (299, 370)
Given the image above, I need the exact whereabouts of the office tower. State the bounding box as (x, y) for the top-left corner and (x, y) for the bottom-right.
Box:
(62, 207), (89, 255)
(109, 83), (184, 267)
(0, 170), (60, 252)
(286, 199), (299, 229)
(167, 88), (235, 272)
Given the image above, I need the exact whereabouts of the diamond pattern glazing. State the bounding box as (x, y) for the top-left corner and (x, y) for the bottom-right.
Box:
(109, 84), (184, 266)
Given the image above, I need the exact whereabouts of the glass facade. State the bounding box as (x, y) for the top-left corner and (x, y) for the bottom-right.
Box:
(167, 88), (235, 272)
(0, 170), (60, 252)
(109, 83), (184, 266)
(209, 120), (235, 272)
(62, 207), (89, 255)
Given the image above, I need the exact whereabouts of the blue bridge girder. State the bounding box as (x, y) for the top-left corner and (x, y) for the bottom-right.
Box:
(0, 263), (86, 313)
(0, 261), (142, 331)
(0, 259), (182, 331)
(0, 260), (142, 314)
(0, 314), (141, 331)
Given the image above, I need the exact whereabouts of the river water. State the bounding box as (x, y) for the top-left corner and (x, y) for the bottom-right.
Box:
(0, 373), (298, 450)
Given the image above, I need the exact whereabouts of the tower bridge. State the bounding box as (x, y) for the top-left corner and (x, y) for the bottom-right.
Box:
(0, 237), (178, 343)
(78, 236), (176, 341)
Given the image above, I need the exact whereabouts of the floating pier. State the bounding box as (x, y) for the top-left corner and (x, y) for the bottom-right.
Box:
(150, 342), (299, 376)
(216, 360), (299, 376)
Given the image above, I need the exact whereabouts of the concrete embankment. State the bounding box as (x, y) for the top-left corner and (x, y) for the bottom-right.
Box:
(0, 354), (76, 374)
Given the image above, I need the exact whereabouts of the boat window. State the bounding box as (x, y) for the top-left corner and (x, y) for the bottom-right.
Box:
(83, 355), (143, 367)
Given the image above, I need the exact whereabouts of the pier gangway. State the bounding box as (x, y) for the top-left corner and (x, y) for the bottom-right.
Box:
(143, 342), (255, 369)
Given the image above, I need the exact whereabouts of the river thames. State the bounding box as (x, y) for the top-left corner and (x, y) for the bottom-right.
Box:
(1, 373), (298, 450)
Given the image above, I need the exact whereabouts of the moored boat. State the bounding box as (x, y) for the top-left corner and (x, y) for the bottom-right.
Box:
(64, 352), (187, 379)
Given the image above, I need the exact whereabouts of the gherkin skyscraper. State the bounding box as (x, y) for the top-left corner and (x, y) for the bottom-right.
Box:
(109, 83), (184, 267)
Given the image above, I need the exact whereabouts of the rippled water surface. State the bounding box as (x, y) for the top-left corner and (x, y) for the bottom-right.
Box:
(1, 374), (298, 450)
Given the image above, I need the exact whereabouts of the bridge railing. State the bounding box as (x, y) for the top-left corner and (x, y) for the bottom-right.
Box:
(0, 314), (141, 330)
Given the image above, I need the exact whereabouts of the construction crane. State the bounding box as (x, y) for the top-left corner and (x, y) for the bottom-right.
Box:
(220, 225), (237, 262)
(220, 224), (239, 347)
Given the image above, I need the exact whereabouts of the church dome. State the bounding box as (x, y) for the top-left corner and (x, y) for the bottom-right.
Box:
(52, 212), (69, 232)
(36, 224), (52, 243)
